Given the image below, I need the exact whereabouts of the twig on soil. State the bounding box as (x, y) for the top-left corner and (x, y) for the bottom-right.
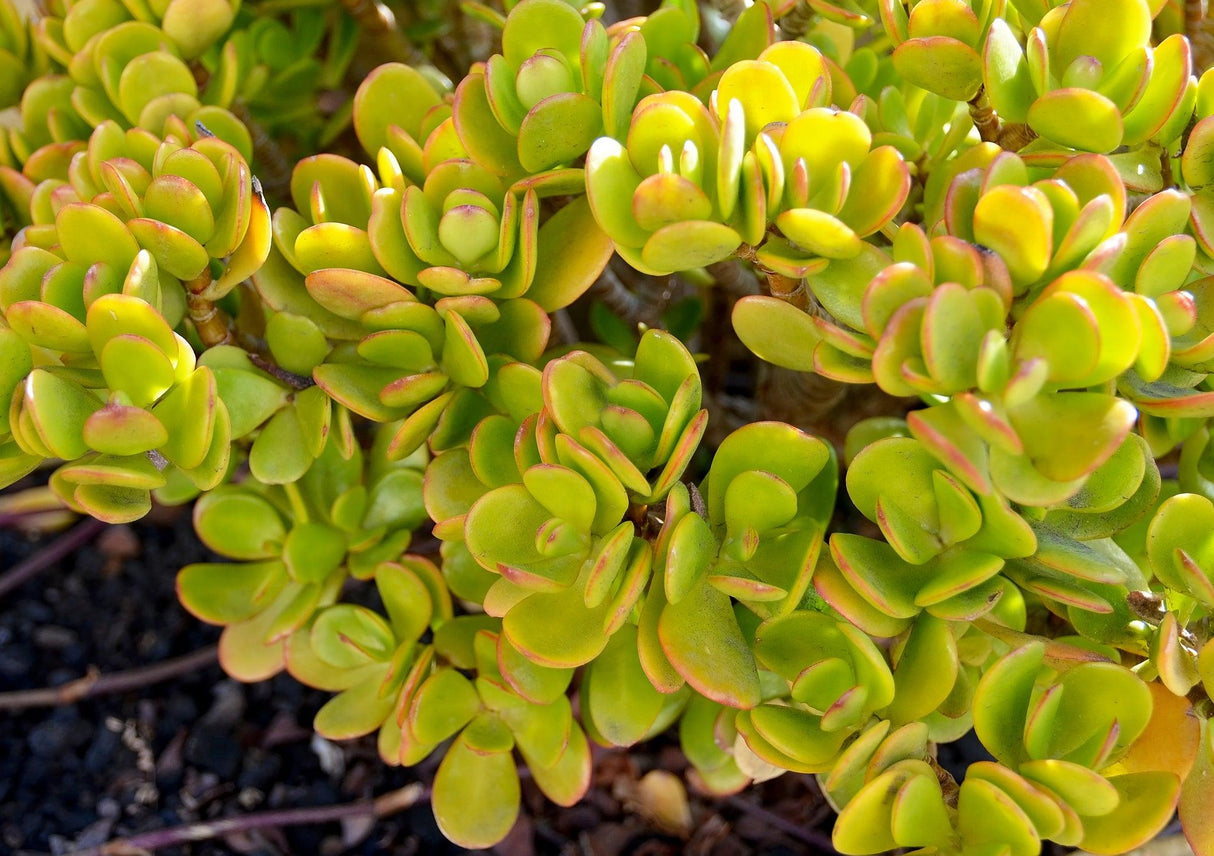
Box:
(0, 645), (219, 712)
(724, 795), (838, 853)
(0, 517), (107, 600)
(63, 783), (429, 856)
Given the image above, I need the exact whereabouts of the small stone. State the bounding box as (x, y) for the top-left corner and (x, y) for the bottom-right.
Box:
(97, 525), (141, 561)
(29, 721), (74, 758)
(83, 726), (121, 773)
(0, 646), (33, 677)
(184, 727), (242, 779)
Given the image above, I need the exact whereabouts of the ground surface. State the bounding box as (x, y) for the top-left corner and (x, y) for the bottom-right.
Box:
(0, 509), (839, 856)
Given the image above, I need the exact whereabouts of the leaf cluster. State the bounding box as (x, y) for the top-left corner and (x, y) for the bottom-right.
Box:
(2, 0), (1214, 853)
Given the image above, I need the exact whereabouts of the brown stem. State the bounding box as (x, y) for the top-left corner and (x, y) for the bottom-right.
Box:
(776, 0), (812, 38)
(0, 518), (106, 600)
(340, 0), (422, 66)
(723, 796), (837, 852)
(705, 259), (760, 299)
(592, 264), (648, 326)
(185, 268), (236, 349)
(0, 645), (219, 712)
(1194, 8), (1214, 77)
(968, 87), (1001, 144)
(248, 353), (315, 391)
(63, 784), (428, 856)
(1188, 0), (1206, 43)
(764, 272), (809, 311)
(230, 103), (293, 202)
(926, 753), (960, 809)
(997, 122), (1038, 152)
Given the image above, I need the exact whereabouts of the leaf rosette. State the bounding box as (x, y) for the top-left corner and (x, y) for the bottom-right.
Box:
(941, 151), (1128, 297)
(587, 42), (911, 277)
(0, 287), (231, 520)
(456, 330), (706, 667)
(426, 629), (592, 849)
(742, 611), (895, 762)
(967, 642), (1182, 853)
(2, 74), (90, 173)
(984, 0), (1193, 154)
(306, 281), (551, 460)
(177, 435), (427, 680)
(32, 4), (250, 152)
(217, 7), (361, 147)
(627, 420), (837, 711)
(849, 83), (974, 171)
(286, 558), (452, 749)
(11, 120), (269, 302)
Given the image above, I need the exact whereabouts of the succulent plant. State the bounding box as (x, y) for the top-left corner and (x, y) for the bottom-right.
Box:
(7, 0), (1214, 852)
(984, 0), (1193, 153)
(178, 431), (427, 680)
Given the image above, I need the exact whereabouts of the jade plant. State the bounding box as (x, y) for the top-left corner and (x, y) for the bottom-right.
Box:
(4, 0), (1214, 852)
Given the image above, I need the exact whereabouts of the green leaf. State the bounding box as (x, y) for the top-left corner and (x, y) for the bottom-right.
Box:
(177, 560), (286, 625)
(314, 666), (397, 740)
(973, 642), (1044, 766)
(22, 370), (101, 460)
(194, 487), (287, 559)
(410, 668), (482, 744)
(658, 579), (760, 709)
(432, 725), (520, 849)
(503, 578), (612, 668)
(522, 719), (592, 806)
(497, 633), (573, 704)
(526, 195), (616, 311)
(584, 624), (668, 746)
(1079, 772), (1182, 855)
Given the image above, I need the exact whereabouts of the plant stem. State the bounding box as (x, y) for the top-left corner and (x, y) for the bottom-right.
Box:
(63, 784), (428, 856)
(723, 795), (837, 852)
(248, 353), (316, 390)
(997, 122), (1038, 151)
(1187, 0), (1213, 72)
(0, 517), (106, 600)
(592, 263), (649, 326)
(968, 87), (1001, 144)
(0, 645), (219, 712)
(185, 268), (236, 349)
(230, 103), (294, 201)
(764, 272), (809, 311)
(705, 259), (759, 299)
(282, 481), (311, 524)
(340, 0), (423, 66)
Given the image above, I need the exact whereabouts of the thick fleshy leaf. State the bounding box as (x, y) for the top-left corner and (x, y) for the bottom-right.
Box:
(432, 724), (520, 850)
(892, 37), (982, 102)
(503, 577), (612, 668)
(177, 560), (286, 625)
(732, 295), (819, 372)
(584, 625), (669, 747)
(640, 221), (742, 275)
(526, 195), (613, 311)
(659, 579), (760, 709)
(193, 487), (286, 560)
(1028, 88), (1124, 153)
(1079, 772), (1182, 855)
(1179, 719), (1214, 856)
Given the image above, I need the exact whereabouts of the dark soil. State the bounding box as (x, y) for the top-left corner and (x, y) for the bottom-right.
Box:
(0, 508), (839, 856)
